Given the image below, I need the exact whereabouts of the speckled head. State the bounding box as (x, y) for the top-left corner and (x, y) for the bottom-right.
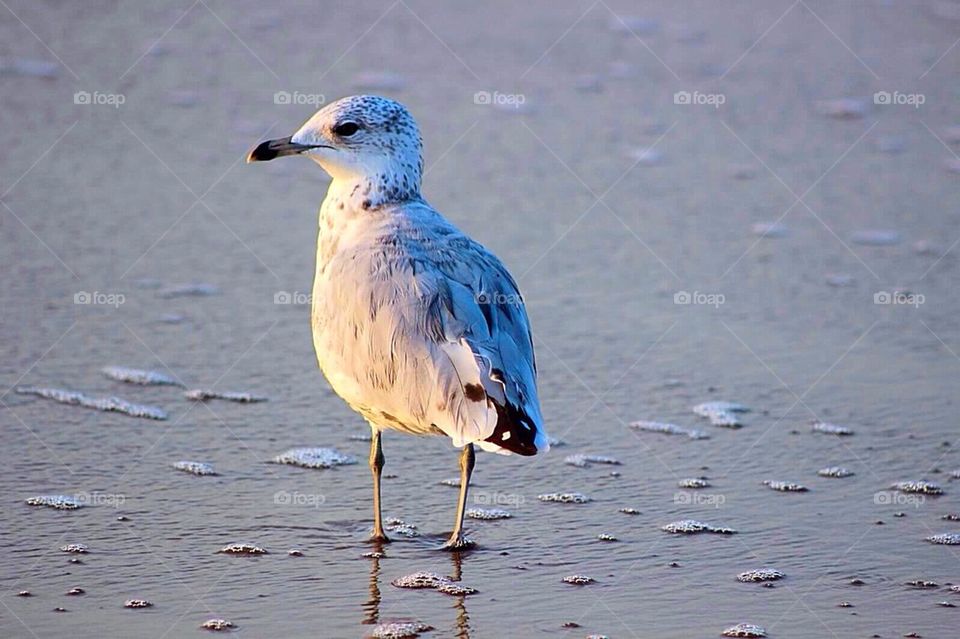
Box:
(248, 95), (423, 205)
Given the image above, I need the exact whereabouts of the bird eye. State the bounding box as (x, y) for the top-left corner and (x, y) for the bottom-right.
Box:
(334, 122), (360, 137)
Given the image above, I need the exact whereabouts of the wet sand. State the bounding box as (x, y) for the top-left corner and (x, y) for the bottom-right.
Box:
(2, 1), (960, 637)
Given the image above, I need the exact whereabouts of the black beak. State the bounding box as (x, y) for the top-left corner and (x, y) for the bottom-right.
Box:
(246, 137), (323, 163)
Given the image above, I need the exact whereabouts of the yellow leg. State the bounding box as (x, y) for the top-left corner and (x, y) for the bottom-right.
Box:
(369, 429), (389, 542)
(442, 444), (475, 550)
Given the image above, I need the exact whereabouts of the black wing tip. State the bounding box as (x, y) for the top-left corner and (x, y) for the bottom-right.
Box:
(484, 399), (542, 456)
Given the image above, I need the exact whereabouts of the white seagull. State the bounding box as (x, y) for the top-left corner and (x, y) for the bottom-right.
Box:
(248, 95), (549, 549)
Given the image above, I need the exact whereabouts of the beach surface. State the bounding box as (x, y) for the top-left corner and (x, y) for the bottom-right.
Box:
(1, 1), (959, 637)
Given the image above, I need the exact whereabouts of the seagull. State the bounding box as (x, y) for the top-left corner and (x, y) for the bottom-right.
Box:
(248, 95), (549, 549)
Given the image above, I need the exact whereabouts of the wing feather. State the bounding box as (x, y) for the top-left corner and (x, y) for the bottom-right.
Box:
(427, 231), (547, 455)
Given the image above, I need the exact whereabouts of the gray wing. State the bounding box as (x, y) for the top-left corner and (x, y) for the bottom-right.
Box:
(426, 232), (547, 455)
(337, 204), (548, 455)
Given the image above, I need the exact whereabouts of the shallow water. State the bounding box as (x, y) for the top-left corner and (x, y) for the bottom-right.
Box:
(2, 1), (960, 638)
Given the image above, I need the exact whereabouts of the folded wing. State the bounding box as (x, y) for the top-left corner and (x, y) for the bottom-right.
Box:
(425, 234), (548, 456)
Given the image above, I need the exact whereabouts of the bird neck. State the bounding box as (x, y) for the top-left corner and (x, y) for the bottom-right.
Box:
(316, 167), (422, 261)
(321, 155), (422, 213)
(322, 176), (418, 213)
(315, 156), (424, 269)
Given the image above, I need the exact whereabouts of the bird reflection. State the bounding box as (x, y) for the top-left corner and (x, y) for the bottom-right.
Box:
(362, 541), (472, 638)
(449, 550), (472, 639)
(362, 540), (385, 626)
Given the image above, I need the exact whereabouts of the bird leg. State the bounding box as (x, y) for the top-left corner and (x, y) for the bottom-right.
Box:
(442, 443), (476, 550)
(368, 429), (389, 542)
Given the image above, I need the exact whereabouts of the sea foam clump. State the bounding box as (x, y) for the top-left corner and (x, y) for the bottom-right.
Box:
(692, 401), (749, 428)
(16, 387), (167, 420)
(60, 543), (88, 553)
(564, 454), (621, 468)
(662, 519), (737, 535)
(272, 447), (357, 469)
(185, 389), (267, 403)
(173, 461), (217, 476)
(538, 492), (591, 504)
(629, 420), (709, 439)
(102, 366), (182, 387)
(436, 581), (477, 595)
(737, 568), (784, 582)
(811, 421), (854, 436)
(391, 571), (476, 596)
(25, 495), (83, 510)
(218, 543), (267, 555)
(763, 480), (809, 492)
(818, 467), (854, 478)
(384, 517), (420, 538)
(371, 621), (433, 638)
(391, 572), (446, 589)
(201, 618), (236, 631)
(722, 623), (767, 638)
(892, 480), (943, 495)
(465, 508), (512, 520)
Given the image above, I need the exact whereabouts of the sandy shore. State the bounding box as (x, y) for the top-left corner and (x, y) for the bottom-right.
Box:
(2, 1), (959, 637)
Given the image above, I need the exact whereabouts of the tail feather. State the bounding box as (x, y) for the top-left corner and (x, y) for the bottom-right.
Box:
(483, 397), (546, 456)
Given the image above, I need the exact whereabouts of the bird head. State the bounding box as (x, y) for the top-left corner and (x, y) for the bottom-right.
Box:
(248, 95), (423, 193)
